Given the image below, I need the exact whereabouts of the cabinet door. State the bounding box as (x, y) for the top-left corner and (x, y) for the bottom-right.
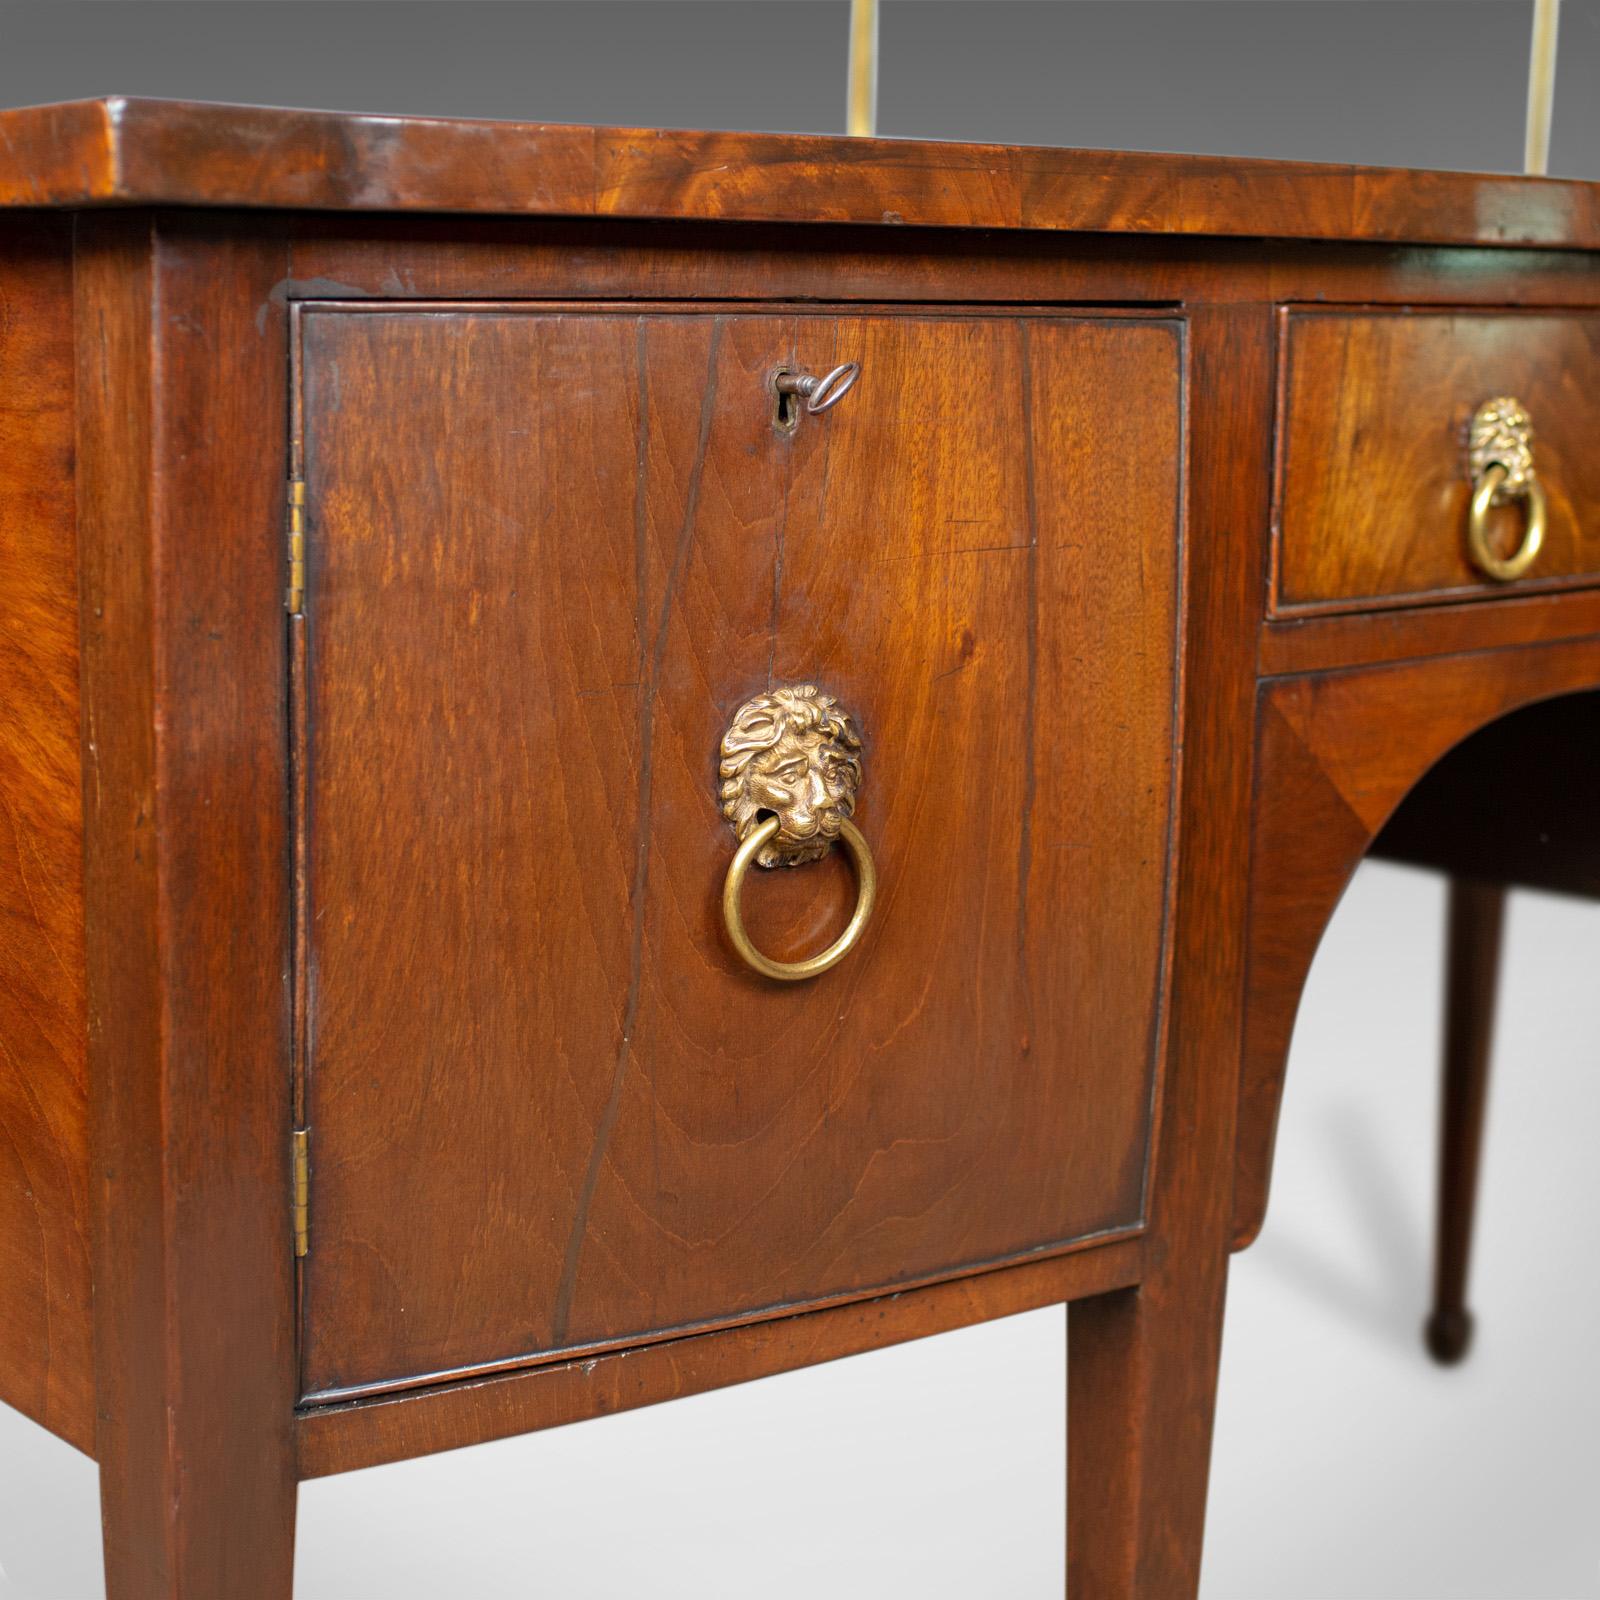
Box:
(296, 305), (1183, 1401)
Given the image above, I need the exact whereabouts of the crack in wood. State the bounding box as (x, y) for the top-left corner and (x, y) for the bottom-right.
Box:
(550, 318), (725, 1346)
(1016, 322), (1040, 1047)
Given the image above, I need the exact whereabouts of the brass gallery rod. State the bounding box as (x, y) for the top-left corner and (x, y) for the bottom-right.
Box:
(848, 0), (879, 137)
(1525, 0), (1560, 176)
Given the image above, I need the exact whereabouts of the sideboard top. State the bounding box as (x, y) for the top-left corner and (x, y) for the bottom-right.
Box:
(3, 96), (1599, 251)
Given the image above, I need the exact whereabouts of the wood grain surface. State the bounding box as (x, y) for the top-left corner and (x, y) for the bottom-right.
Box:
(286, 217), (1600, 320)
(0, 138), (1597, 1596)
(76, 214), (301, 1595)
(0, 217), (93, 1453)
(1261, 585), (1600, 676)
(295, 304), (1182, 1401)
(3, 98), (1600, 252)
(1066, 302), (1274, 1597)
(1275, 309), (1600, 612)
(297, 1235), (1144, 1479)
(1234, 640), (1600, 1250)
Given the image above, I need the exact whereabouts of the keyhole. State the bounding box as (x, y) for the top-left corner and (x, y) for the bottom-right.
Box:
(772, 371), (801, 436)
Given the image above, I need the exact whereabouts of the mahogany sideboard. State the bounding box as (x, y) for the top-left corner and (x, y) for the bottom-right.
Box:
(3, 99), (1598, 1598)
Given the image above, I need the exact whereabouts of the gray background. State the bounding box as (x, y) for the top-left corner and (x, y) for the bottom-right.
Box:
(0, 1), (1598, 175)
(0, 3), (1596, 1596)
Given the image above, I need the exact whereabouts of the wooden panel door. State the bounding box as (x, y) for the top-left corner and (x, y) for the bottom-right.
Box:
(295, 304), (1183, 1401)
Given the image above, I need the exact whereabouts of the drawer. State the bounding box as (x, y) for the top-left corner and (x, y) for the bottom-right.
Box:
(293, 303), (1184, 1400)
(1274, 309), (1600, 613)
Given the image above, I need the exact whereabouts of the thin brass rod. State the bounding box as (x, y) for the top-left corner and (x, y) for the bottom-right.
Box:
(848, 0), (879, 137)
(1524, 0), (1560, 175)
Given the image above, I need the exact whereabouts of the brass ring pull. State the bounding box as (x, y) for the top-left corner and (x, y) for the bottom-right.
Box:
(1468, 464), (1547, 582)
(1466, 396), (1547, 583)
(717, 684), (876, 982)
(775, 361), (861, 415)
(722, 816), (877, 982)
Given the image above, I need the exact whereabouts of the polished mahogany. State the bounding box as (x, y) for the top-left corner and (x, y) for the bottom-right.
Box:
(296, 304), (1181, 1400)
(1, 99), (1597, 1600)
(1275, 309), (1600, 611)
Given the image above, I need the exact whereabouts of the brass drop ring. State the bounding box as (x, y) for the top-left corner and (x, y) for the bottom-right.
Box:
(722, 816), (877, 982)
(1467, 461), (1547, 582)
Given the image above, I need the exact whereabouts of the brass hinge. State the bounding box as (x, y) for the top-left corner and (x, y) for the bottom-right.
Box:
(285, 477), (307, 615)
(291, 1127), (310, 1258)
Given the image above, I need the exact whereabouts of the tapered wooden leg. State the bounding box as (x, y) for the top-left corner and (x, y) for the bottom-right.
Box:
(99, 1428), (298, 1599)
(78, 218), (303, 1599)
(1424, 877), (1506, 1366)
(1067, 1259), (1229, 1598)
(1059, 300), (1263, 1599)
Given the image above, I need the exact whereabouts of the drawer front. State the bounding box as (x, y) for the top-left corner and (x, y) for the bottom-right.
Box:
(295, 304), (1183, 1400)
(1275, 309), (1600, 613)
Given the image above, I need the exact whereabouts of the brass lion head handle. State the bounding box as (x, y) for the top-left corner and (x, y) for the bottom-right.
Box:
(717, 684), (876, 981)
(1466, 396), (1547, 582)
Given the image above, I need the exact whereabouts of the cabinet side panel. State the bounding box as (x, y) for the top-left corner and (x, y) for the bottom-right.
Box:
(0, 216), (93, 1452)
